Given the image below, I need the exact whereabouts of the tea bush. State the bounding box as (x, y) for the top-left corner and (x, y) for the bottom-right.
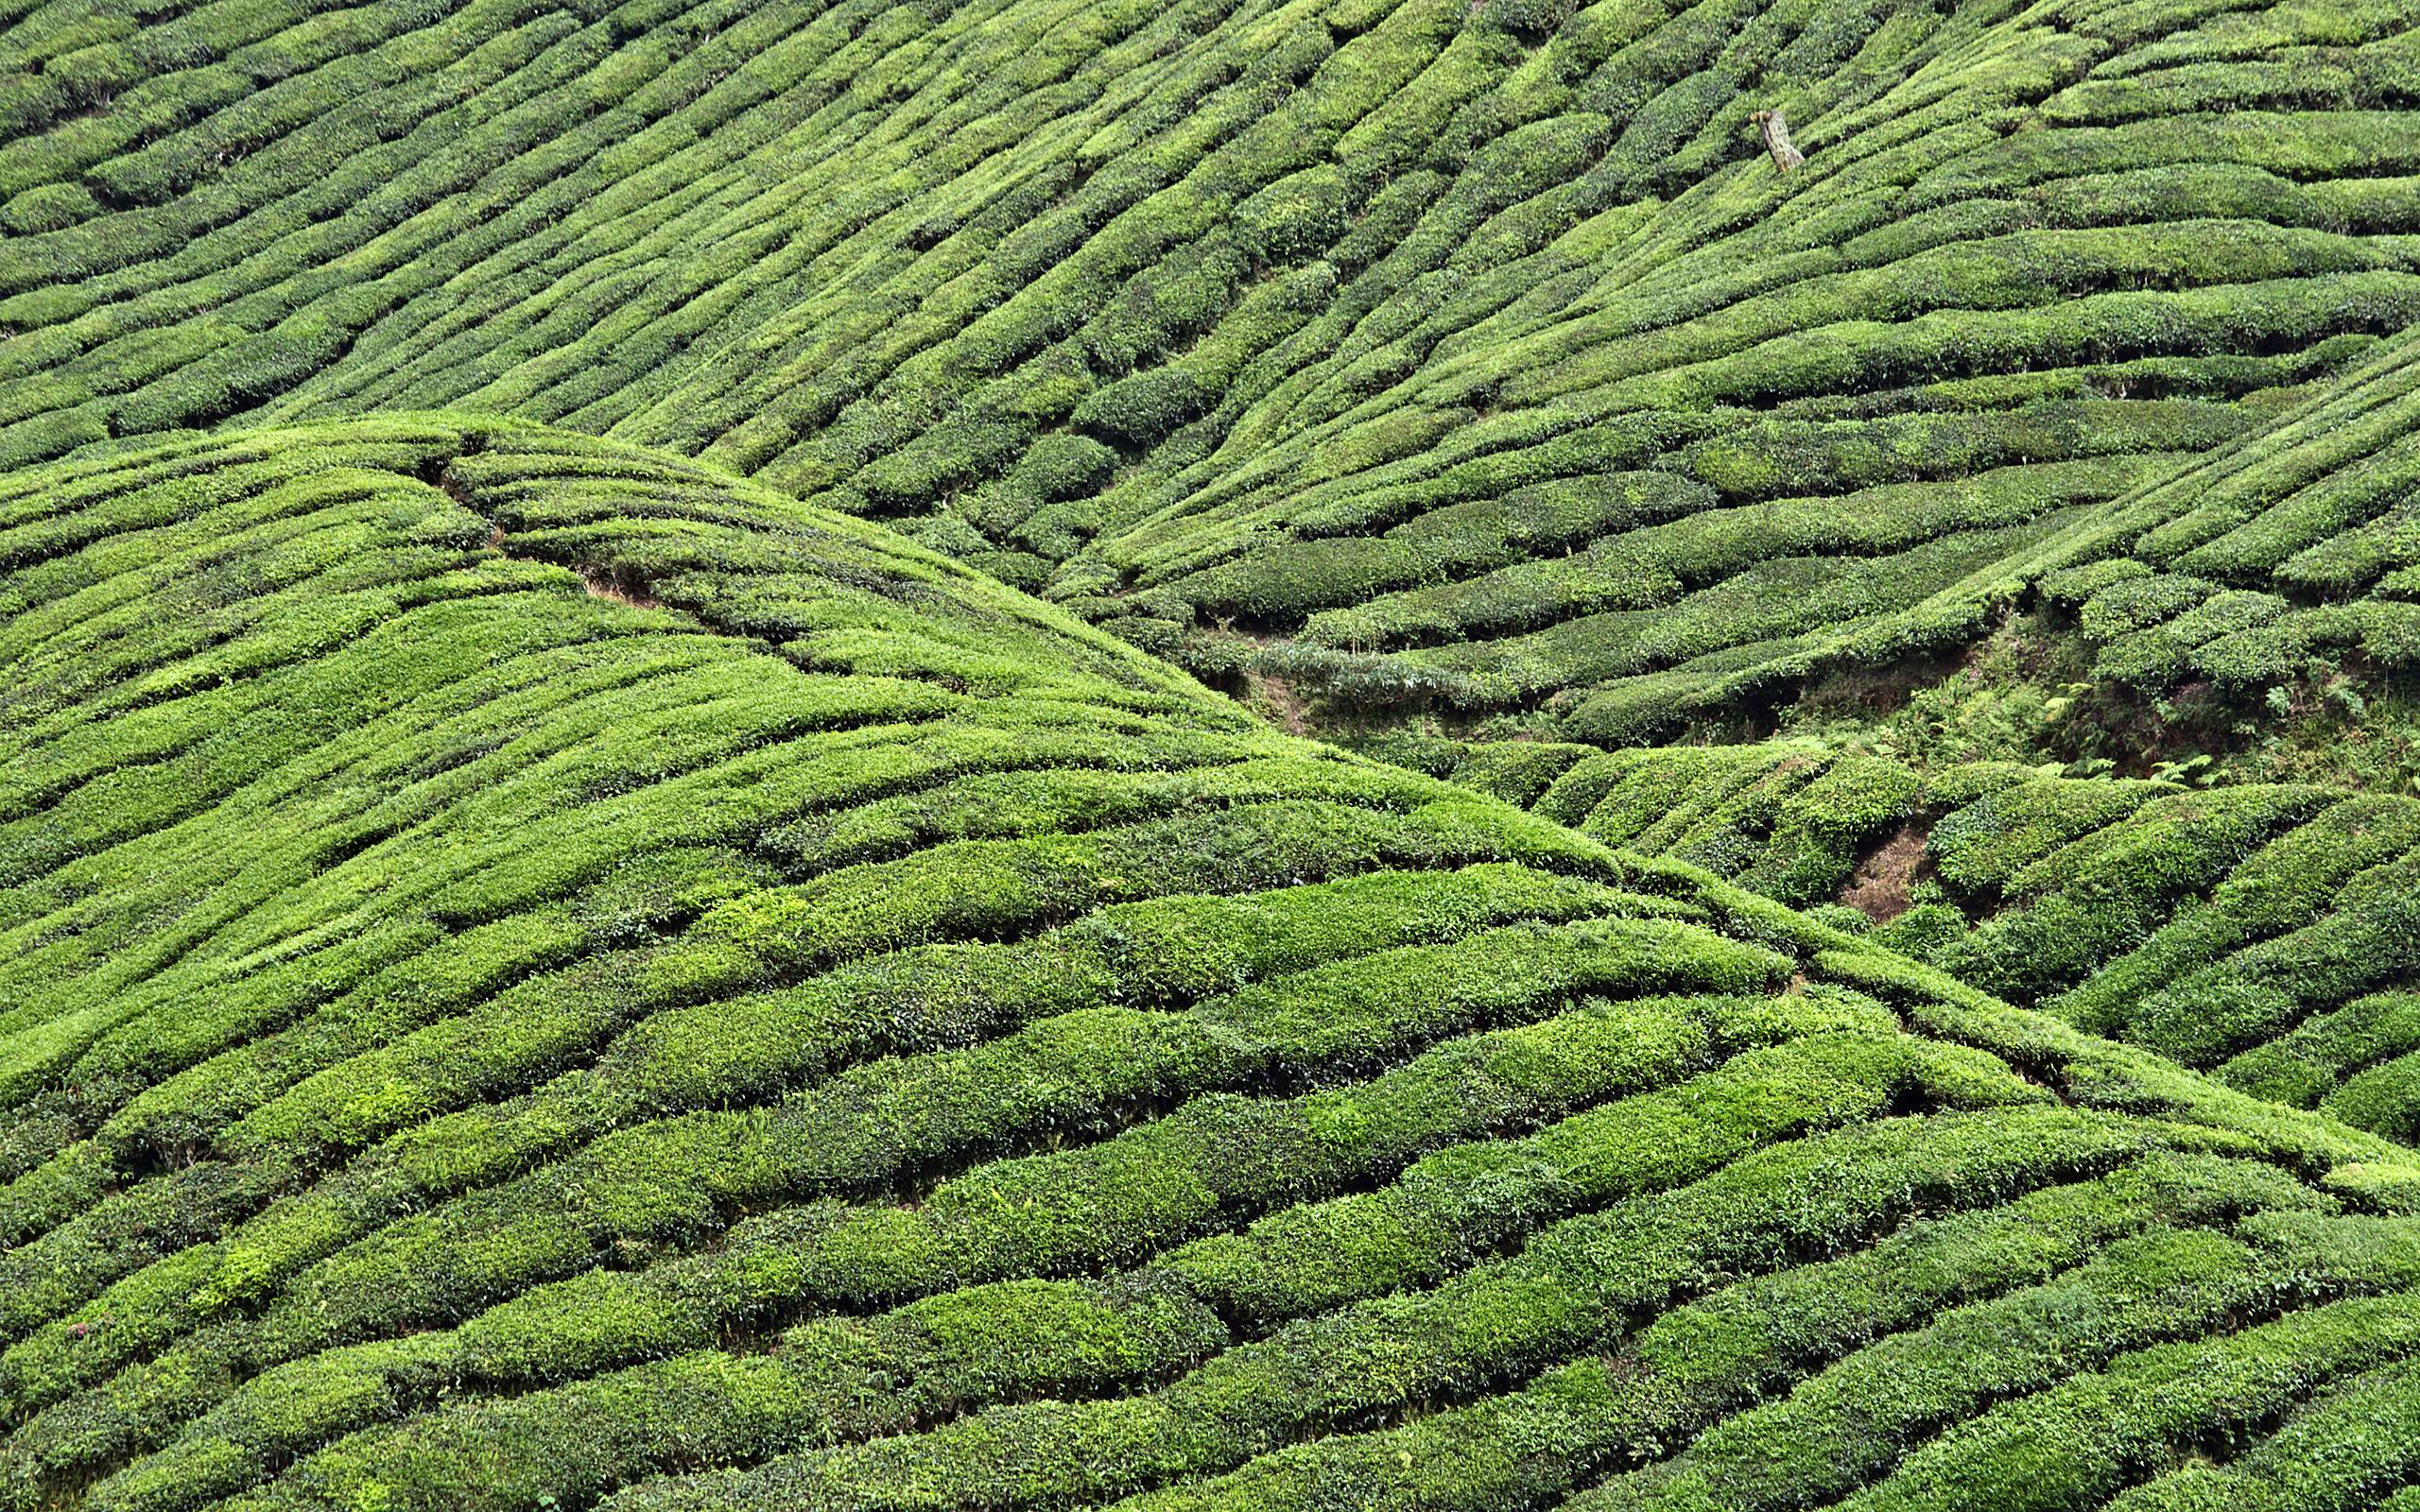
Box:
(4, 422), (2413, 1512)
(10, 0), (2420, 1504)
(0, 0), (2414, 741)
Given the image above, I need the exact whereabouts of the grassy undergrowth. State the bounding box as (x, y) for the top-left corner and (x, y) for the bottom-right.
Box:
(1776, 609), (2420, 796)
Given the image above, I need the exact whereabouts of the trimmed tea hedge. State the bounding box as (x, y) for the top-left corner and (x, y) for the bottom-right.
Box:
(10, 0), (2420, 1505)
(1477, 738), (2420, 1143)
(3, 421), (2415, 1512)
(2014, 325), (2420, 716)
(3, 0), (2419, 738)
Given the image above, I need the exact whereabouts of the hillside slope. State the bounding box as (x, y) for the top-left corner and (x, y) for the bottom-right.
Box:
(6, 0), (2420, 733)
(1427, 737), (2420, 1143)
(4, 421), (2416, 1512)
(2019, 321), (2420, 712)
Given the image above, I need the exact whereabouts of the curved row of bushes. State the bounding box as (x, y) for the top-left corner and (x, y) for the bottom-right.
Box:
(5, 421), (2415, 1512)
(1426, 737), (2420, 1144)
(5, 1), (2420, 739)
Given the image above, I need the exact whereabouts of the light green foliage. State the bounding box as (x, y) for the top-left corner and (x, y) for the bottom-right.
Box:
(5, 422), (2416, 1512)
(9, 0), (2420, 1508)
(1486, 737), (2420, 1144)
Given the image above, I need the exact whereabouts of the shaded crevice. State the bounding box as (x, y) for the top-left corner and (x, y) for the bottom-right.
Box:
(1839, 820), (1937, 924)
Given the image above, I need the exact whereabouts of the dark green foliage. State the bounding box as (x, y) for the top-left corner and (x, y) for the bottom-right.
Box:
(0, 0), (2402, 747)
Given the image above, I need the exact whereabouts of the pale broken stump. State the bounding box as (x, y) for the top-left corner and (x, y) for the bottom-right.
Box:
(1752, 110), (1805, 170)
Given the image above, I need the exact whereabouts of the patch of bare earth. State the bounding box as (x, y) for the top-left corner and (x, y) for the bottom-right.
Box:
(574, 568), (662, 610)
(1251, 671), (1310, 737)
(1840, 821), (1930, 923)
(484, 520), (661, 610)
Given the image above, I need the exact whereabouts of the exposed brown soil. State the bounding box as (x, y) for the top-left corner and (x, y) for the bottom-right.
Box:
(574, 568), (663, 610)
(483, 513), (661, 610)
(1839, 820), (1930, 922)
(1252, 670), (1311, 737)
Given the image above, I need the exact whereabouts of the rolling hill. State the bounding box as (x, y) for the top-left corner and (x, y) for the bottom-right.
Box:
(1, 421), (2414, 1512)
(2, 0), (2419, 737)
(8, 0), (2420, 1508)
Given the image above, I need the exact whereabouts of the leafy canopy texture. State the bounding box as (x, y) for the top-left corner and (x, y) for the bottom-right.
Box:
(1, 418), (2416, 1512)
(0, 0), (2417, 733)
(1430, 736), (2420, 1144)
(8, 0), (2420, 1509)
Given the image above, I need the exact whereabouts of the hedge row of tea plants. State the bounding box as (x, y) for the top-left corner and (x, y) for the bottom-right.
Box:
(1994, 325), (2420, 728)
(12, 0), (2420, 1504)
(1427, 737), (2420, 1144)
(5, 0), (2420, 739)
(1034, 0), (2420, 739)
(5, 420), (2415, 1512)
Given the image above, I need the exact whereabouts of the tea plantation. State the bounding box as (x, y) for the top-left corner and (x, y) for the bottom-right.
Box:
(0, 420), (2412, 1512)
(9, 0), (2420, 1508)
(5, 0), (2420, 737)
(1419, 737), (2420, 1143)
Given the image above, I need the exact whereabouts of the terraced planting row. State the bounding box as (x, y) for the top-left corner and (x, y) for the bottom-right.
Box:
(5, 0), (2420, 737)
(1046, 0), (2420, 738)
(1996, 322), (2420, 716)
(3, 421), (2414, 1512)
(1441, 736), (2420, 1145)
